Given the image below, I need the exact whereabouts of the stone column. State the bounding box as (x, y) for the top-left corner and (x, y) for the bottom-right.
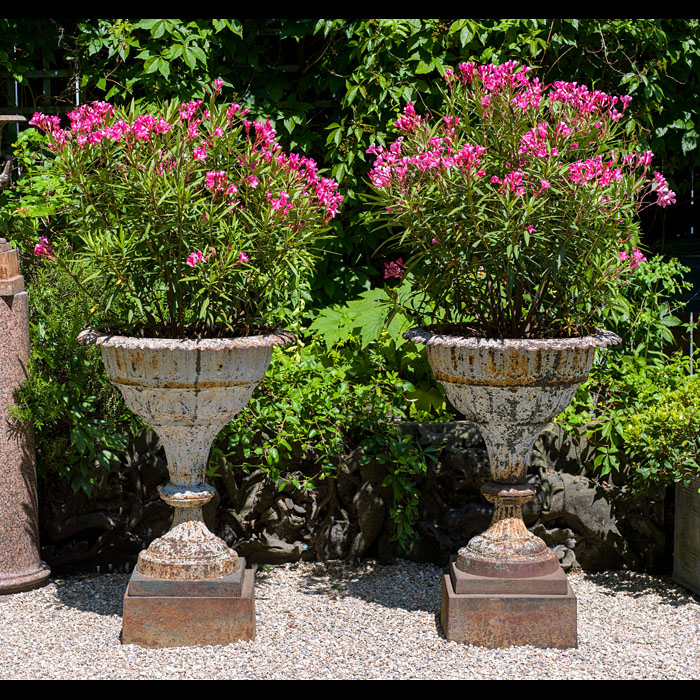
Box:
(0, 239), (50, 593)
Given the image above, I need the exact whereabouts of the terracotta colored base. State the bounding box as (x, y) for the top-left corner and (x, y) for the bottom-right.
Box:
(121, 558), (255, 648)
(440, 558), (577, 649)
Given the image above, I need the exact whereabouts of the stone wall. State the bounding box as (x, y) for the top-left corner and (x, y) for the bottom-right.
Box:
(38, 422), (673, 574)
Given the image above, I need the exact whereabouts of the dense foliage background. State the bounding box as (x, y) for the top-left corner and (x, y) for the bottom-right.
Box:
(1, 19), (698, 552)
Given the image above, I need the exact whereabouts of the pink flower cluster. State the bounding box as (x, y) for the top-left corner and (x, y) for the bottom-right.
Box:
(395, 102), (425, 133)
(132, 115), (173, 140)
(33, 236), (55, 260)
(179, 99), (203, 122)
(226, 103), (250, 124)
(619, 248), (647, 270)
(244, 119), (280, 159)
(186, 248), (248, 267)
(31, 92), (342, 226)
(652, 171), (676, 208)
(223, 118), (344, 222)
(492, 170), (526, 197)
(568, 155), (623, 187)
(267, 191), (293, 217)
(186, 249), (209, 267)
(518, 124), (559, 159)
(271, 145), (343, 221)
(445, 60), (532, 92)
(384, 258), (405, 280)
(549, 82), (627, 122)
(30, 101), (176, 149)
(205, 170), (238, 197)
(367, 124), (486, 191)
(443, 60), (633, 129)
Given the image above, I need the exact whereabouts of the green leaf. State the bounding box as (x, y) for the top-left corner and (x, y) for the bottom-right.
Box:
(460, 24), (474, 46)
(189, 45), (207, 66)
(682, 130), (698, 154)
(135, 19), (161, 30)
(158, 58), (171, 79)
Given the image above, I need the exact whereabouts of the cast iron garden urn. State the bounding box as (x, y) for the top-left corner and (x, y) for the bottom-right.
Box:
(405, 325), (621, 648)
(78, 327), (295, 646)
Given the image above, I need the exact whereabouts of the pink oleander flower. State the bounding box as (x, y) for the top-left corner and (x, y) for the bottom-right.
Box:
(154, 117), (173, 135)
(619, 248), (647, 271)
(34, 236), (56, 261)
(238, 252), (249, 263)
(204, 170), (236, 196)
(186, 250), (206, 267)
(205, 170), (225, 190)
(226, 103), (249, 123)
(395, 102), (424, 133)
(187, 120), (202, 140)
(630, 249), (647, 269)
(652, 171), (676, 208)
(179, 99), (203, 122)
(384, 258), (405, 280)
(29, 112), (61, 133)
(192, 145), (207, 161)
(493, 170), (525, 197)
(130, 114), (157, 140)
(267, 191), (293, 216)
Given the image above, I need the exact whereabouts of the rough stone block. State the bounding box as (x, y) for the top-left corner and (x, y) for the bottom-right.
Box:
(121, 559), (255, 648)
(673, 476), (700, 596)
(441, 559), (577, 648)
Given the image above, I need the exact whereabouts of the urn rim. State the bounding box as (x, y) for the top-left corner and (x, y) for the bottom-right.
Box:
(403, 324), (621, 351)
(76, 325), (296, 351)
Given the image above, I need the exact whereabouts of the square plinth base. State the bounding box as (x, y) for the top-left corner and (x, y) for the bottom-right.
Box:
(441, 558), (577, 649)
(121, 559), (255, 648)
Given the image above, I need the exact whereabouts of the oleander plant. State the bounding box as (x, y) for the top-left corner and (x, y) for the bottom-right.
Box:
(367, 60), (676, 339)
(28, 79), (343, 338)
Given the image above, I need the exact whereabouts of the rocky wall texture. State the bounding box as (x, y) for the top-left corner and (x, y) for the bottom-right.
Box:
(37, 422), (673, 575)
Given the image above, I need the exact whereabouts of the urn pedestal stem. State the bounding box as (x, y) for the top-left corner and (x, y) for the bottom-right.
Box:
(135, 424), (238, 581)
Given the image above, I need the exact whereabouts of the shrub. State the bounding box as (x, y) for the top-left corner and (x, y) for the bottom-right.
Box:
(212, 337), (443, 551)
(557, 255), (697, 490)
(10, 264), (136, 494)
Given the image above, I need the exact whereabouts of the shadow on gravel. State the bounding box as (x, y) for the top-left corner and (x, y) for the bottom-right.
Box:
(50, 563), (699, 623)
(577, 570), (700, 607)
(256, 560), (444, 615)
(53, 573), (129, 617)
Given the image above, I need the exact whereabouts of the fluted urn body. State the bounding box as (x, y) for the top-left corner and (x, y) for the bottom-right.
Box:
(78, 327), (295, 580)
(405, 326), (620, 578)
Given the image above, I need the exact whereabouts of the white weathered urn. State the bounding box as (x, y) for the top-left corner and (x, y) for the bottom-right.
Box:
(405, 326), (620, 577)
(78, 327), (295, 580)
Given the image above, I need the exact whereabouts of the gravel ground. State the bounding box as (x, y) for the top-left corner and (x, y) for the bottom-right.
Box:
(1, 560), (698, 680)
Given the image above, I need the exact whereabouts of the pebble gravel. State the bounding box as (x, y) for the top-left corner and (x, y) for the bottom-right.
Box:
(1, 560), (698, 680)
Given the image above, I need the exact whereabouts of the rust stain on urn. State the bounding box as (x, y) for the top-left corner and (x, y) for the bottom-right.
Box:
(433, 369), (582, 388)
(110, 376), (254, 389)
